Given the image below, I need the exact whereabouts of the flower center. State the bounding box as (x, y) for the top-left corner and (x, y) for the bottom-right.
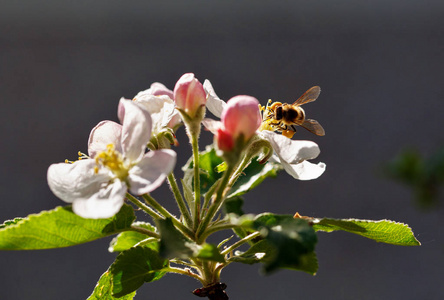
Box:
(258, 99), (280, 132)
(94, 144), (129, 180)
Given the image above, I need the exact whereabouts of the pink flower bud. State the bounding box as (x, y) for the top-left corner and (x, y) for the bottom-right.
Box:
(221, 95), (261, 141)
(215, 127), (235, 152)
(173, 73), (207, 117)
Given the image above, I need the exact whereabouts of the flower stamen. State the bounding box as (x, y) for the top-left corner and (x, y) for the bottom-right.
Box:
(94, 144), (129, 180)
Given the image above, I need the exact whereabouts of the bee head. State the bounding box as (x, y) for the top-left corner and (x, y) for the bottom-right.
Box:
(275, 105), (283, 120)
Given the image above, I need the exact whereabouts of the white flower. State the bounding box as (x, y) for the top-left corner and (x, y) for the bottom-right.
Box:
(47, 99), (177, 218)
(133, 83), (181, 135)
(203, 80), (326, 180)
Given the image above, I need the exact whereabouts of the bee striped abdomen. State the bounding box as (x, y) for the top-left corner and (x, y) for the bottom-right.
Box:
(282, 104), (305, 125)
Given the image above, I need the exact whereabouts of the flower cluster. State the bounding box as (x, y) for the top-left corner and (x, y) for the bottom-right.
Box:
(47, 73), (325, 219)
(1, 72), (421, 300)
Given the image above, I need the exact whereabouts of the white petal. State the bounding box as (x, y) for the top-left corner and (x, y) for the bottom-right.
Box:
(281, 160), (326, 180)
(88, 121), (122, 158)
(134, 94), (174, 115)
(201, 118), (222, 134)
(134, 95), (180, 133)
(118, 98), (153, 162)
(47, 159), (111, 204)
(72, 179), (127, 219)
(260, 130), (320, 163)
(128, 149), (177, 195)
(203, 79), (226, 118)
(134, 82), (174, 99)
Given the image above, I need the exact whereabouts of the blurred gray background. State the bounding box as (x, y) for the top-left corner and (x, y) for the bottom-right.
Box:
(1, 0), (443, 299)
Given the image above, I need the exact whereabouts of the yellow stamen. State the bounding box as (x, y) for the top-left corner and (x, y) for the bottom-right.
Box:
(94, 144), (129, 180)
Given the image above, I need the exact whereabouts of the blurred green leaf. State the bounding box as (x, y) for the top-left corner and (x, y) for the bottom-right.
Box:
(230, 239), (318, 275)
(87, 270), (136, 300)
(110, 246), (169, 298)
(385, 147), (444, 208)
(312, 218), (420, 246)
(223, 196), (245, 216)
(0, 204), (135, 250)
(196, 243), (225, 263)
(239, 213), (317, 273)
(157, 218), (199, 259)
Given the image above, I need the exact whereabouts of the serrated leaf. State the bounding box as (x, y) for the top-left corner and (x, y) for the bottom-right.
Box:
(110, 246), (169, 298)
(0, 204), (135, 250)
(312, 218), (420, 246)
(196, 243), (225, 263)
(0, 218), (23, 229)
(240, 213), (317, 273)
(87, 270), (136, 300)
(157, 218), (199, 259)
(109, 222), (158, 252)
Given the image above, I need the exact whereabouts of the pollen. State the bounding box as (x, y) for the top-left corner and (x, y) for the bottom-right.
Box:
(94, 144), (129, 180)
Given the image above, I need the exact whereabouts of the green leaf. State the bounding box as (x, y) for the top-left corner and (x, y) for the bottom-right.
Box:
(230, 239), (318, 275)
(239, 213), (317, 273)
(223, 196), (245, 216)
(110, 246), (169, 298)
(183, 146), (279, 196)
(87, 270), (136, 300)
(196, 243), (225, 263)
(193, 147), (224, 194)
(227, 160), (280, 199)
(0, 204), (135, 250)
(157, 218), (199, 259)
(0, 218), (23, 229)
(109, 222), (158, 252)
(312, 218), (420, 246)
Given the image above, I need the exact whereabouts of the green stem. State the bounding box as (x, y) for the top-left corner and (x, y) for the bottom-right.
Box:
(130, 225), (160, 239)
(198, 223), (239, 242)
(202, 261), (215, 285)
(167, 266), (204, 284)
(126, 193), (163, 220)
(221, 231), (261, 256)
(200, 178), (222, 220)
(227, 154), (251, 188)
(142, 194), (194, 239)
(191, 133), (201, 231)
(196, 163), (235, 243)
(168, 173), (193, 227)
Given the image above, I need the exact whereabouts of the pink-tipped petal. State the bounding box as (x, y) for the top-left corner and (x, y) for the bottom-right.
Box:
(118, 99), (153, 162)
(134, 94), (180, 132)
(88, 121), (122, 158)
(128, 149), (177, 195)
(147, 82), (174, 99)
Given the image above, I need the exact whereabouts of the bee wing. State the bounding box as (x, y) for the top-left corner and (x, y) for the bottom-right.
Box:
(300, 119), (325, 136)
(293, 86), (321, 106)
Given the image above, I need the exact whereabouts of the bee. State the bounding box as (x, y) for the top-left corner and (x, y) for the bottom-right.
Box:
(264, 86), (325, 138)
